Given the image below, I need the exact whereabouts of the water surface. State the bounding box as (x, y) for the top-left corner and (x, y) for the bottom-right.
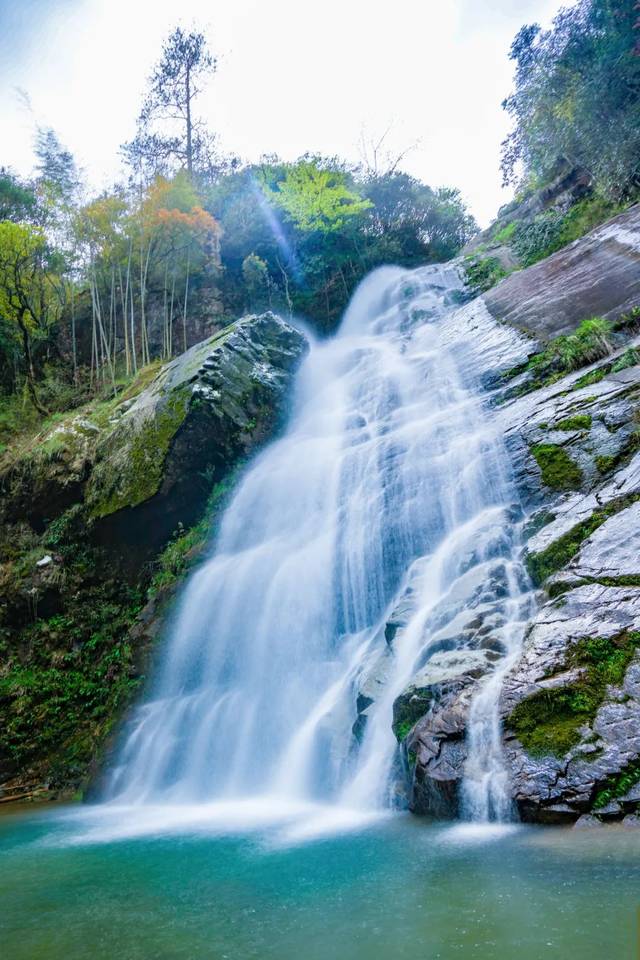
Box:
(2, 806), (637, 960)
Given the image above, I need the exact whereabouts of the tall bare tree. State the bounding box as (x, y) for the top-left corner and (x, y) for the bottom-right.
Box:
(124, 27), (217, 179)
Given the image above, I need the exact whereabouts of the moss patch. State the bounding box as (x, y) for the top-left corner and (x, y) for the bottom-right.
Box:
(394, 719), (417, 743)
(88, 387), (191, 519)
(526, 494), (640, 585)
(506, 632), (639, 757)
(554, 414), (592, 431)
(574, 367), (607, 389)
(530, 443), (583, 491)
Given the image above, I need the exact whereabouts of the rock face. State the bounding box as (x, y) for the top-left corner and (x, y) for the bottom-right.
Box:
(386, 211), (640, 822)
(483, 204), (640, 340)
(500, 585), (640, 823)
(0, 313), (307, 802)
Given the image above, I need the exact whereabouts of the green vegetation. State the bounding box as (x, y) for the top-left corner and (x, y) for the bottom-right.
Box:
(502, 1), (640, 202)
(530, 443), (583, 491)
(492, 221), (517, 245)
(393, 720), (416, 743)
(0, 542), (143, 785)
(510, 196), (624, 267)
(87, 387), (191, 519)
(574, 367), (607, 389)
(507, 632), (639, 757)
(528, 317), (613, 382)
(593, 759), (640, 809)
(554, 414), (592, 432)
(149, 468), (242, 595)
(462, 255), (509, 293)
(612, 347), (640, 373)
(480, 3), (640, 271)
(526, 494), (640, 585)
(596, 455), (616, 474)
(502, 318), (617, 401)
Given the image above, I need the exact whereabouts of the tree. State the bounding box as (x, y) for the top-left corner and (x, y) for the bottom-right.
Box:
(260, 160), (371, 233)
(0, 222), (64, 411)
(33, 127), (81, 236)
(206, 156), (476, 332)
(124, 27), (217, 179)
(0, 169), (37, 223)
(362, 173), (476, 264)
(501, 0), (640, 197)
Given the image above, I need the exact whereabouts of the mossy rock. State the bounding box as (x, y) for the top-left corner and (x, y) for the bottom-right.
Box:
(506, 632), (640, 757)
(530, 443), (583, 491)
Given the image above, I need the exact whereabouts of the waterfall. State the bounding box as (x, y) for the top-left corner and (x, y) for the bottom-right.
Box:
(107, 264), (533, 825)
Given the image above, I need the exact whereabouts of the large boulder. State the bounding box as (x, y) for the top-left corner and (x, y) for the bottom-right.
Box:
(1, 313), (308, 570)
(85, 313), (308, 568)
(482, 204), (640, 340)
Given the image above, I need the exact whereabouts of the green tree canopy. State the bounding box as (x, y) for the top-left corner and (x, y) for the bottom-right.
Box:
(502, 0), (640, 198)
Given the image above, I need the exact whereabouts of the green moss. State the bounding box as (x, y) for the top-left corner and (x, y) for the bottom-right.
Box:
(594, 430), (640, 477)
(526, 494), (640, 585)
(506, 631), (639, 757)
(530, 443), (583, 491)
(394, 719), (416, 743)
(596, 454), (616, 474)
(392, 686), (434, 742)
(574, 367), (607, 388)
(89, 387), (191, 519)
(554, 414), (592, 431)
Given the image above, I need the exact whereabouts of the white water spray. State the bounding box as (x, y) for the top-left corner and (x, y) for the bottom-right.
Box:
(107, 264), (533, 828)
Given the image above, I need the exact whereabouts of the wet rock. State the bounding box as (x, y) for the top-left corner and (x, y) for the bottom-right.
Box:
(574, 814), (604, 829)
(500, 586), (640, 822)
(483, 204), (640, 340)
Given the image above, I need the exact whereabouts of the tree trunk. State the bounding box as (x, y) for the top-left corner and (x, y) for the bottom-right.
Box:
(182, 253), (191, 353)
(185, 65), (193, 176)
(70, 283), (78, 386)
(17, 311), (47, 415)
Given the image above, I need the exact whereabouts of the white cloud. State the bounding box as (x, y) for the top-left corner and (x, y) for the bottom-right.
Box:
(0, 0), (573, 225)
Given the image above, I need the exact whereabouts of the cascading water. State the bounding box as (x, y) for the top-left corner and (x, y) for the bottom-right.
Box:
(107, 263), (534, 828)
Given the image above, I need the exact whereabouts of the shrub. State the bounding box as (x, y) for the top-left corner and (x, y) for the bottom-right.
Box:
(463, 255), (508, 293)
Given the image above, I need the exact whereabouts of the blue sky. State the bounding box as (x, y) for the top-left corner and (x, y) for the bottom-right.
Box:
(0, 0), (574, 225)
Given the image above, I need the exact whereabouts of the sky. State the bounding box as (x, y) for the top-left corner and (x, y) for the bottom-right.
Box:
(0, 0), (574, 226)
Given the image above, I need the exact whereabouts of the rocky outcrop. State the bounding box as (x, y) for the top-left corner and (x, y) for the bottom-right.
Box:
(0, 312), (307, 802)
(501, 584), (640, 823)
(387, 216), (640, 822)
(86, 313), (307, 568)
(482, 204), (640, 340)
(1, 314), (306, 568)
